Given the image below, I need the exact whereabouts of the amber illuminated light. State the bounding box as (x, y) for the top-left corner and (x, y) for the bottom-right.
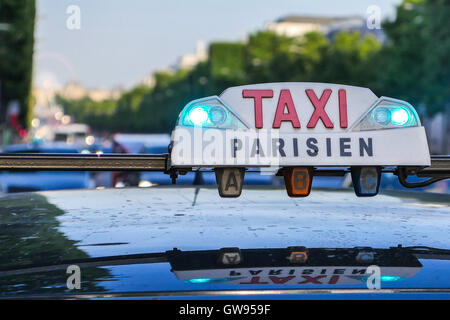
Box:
(283, 167), (313, 197)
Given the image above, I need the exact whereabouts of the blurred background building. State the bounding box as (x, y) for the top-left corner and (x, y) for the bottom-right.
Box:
(176, 41), (209, 70)
(56, 82), (123, 102)
(266, 15), (385, 42)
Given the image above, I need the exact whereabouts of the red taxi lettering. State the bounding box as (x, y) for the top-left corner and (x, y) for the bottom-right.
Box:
(328, 275), (340, 284)
(242, 89), (273, 129)
(273, 90), (301, 129)
(338, 89), (348, 128)
(306, 89), (333, 128)
(240, 277), (269, 285)
(269, 276), (296, 284)
(243, 88), (349, 129)
(298, 275), (326, 284)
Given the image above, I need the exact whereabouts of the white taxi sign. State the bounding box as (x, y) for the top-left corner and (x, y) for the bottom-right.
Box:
(171, 82), (430, 168)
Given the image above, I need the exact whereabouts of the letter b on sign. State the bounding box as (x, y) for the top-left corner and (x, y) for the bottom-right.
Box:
(283, 167), (313, 197)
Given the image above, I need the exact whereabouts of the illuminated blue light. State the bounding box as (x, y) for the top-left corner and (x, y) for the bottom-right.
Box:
(380, 275), (404, 282)
(187, 278), (212, 284)
(186, 278), (230, 284)
(391, 107), (410, 126)
(360, 275), (405, 282)
(188, 106), (209, 126)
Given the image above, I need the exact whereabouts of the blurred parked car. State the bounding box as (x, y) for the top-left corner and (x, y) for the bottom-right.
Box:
(140, 143), (345, 188)
(112, 133), (170, 154)
(139, 142), (196, 186)
(0, 142), (94, 193)
(52, 123), (95, 147)
(101, 134), (350, 188)
(111, 133), (171, 187)
(138, 137), (282, 187)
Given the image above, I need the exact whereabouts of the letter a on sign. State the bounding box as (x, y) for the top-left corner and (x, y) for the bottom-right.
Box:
(273, 90), (301, 128)
(215, 168), (245, 197)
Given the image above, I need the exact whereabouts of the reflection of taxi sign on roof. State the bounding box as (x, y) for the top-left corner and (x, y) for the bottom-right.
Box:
(171, 82), (431, 197)
(168, 247), (422, 286)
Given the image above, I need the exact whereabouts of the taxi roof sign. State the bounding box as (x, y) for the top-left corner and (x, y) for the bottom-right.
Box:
(171, 82), (430, 168)
(0, 82), (448, 199)
(170, 82), (433, 197)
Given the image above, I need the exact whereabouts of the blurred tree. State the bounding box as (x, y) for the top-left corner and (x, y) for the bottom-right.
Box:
(111, 85), (151, 131)
(296, 31), (329, 78)
(0, 0), (36, 129)
(421, 0), (450, 115)
(56, 86), (152, 133)
(58, 0), (450, 132)
(55, 95), (118, 132)
(377, 0), (450, 116)
(138, 69), (194, 132)
(314, 32), (381, 86)
(375, 0), (428, 110)
(58, 30), (382, 133)
(245, 31), (296, 82)
(209, 42), (245, 80)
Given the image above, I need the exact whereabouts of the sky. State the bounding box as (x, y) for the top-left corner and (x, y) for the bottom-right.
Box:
(34, 0), (402, 90)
